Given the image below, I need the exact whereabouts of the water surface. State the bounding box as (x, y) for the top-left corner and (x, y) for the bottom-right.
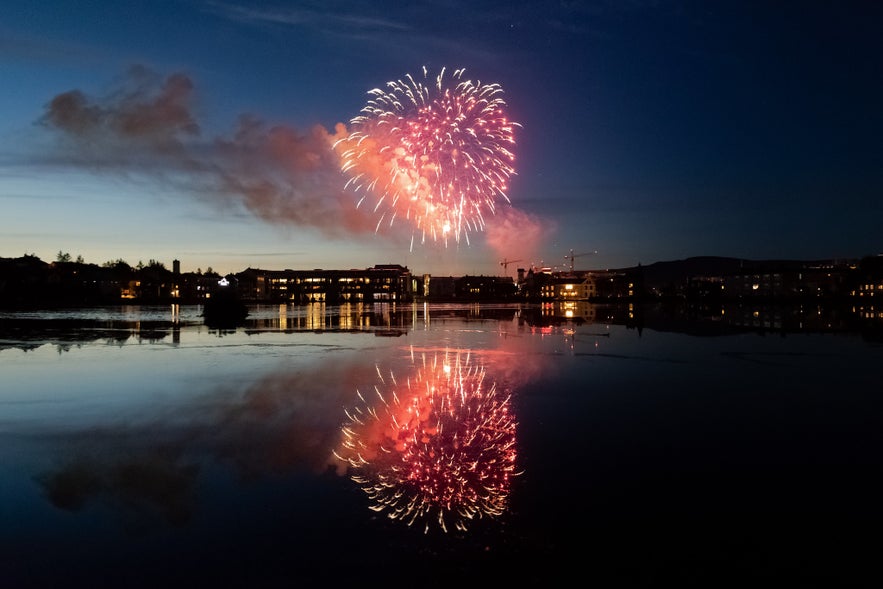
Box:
(1, 303), (880, 587)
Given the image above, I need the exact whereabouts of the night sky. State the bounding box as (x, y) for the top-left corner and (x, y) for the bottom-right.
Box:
(1, 0), (881, 276)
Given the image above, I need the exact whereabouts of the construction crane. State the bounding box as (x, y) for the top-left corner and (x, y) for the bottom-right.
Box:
(499, 258), (523, 272)
(565, 249), (598, 273)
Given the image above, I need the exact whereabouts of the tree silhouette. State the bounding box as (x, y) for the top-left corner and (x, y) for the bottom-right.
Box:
(102, 258), (131, 270)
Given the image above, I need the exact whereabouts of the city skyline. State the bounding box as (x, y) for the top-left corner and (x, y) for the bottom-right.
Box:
(2, 1), (881, 276)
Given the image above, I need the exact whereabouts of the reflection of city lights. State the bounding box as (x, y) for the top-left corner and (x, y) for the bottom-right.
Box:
(334, 350), (518, 533)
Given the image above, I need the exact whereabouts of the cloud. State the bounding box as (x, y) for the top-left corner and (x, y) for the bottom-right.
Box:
(39, 453), (199, 528)
(205, 1), (410, 34)
(483, 206), (556, 267)
(44, 66), (197, 148)
(38, 64), (380, 238)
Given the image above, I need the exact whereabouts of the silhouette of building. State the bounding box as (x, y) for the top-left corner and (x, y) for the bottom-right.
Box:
(3, 253), (883, 308)
(234, 264), (414, 303)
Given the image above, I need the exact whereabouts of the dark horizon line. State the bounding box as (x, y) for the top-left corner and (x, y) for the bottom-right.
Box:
(4, 251), (882, 277)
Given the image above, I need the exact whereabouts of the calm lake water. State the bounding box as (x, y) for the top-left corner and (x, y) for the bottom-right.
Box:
(1, 302), (881, 587)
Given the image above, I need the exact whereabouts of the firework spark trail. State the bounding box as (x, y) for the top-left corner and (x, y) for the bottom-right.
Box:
(334, 67), (521, 249)
(333, 349), (519, 533)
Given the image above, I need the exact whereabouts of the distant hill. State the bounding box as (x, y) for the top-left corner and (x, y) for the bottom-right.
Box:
(620, 256), (745, 287)
(611, 256), (855, 289)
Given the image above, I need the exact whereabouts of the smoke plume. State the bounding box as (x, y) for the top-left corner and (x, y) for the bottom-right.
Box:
(484, 206), (556, 270)
(39, 65), (378, 237)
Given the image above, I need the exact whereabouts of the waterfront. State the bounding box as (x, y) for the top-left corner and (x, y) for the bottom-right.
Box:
(1, 303), (881, 587)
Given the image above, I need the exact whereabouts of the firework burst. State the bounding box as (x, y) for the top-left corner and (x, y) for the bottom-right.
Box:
(333, 350), (519, 533)
(334, 67), (520, 248)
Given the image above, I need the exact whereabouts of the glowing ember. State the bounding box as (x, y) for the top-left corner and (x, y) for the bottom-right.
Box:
(334, 67), (520, 248)
(333, 350), (519, 533)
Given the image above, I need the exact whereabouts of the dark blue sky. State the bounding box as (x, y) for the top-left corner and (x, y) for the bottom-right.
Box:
(1, 0), (880, 274)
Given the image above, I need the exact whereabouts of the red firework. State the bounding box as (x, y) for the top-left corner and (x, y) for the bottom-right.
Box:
(333, 350), (519, 533)
(334, 67), (520, 248)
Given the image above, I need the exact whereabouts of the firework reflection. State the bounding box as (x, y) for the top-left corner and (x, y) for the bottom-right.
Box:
(334, 349), (519, 533)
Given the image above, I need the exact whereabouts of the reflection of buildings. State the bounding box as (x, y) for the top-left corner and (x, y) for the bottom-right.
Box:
(242, 301), (522, 334)
(236, 300), (883, 339)
(0, 318), (178, 352)
(518, 300), (883, 339)
(689, 302), (883, 335)
(243, 302), (414, 334)
(519, 301), (638, 330)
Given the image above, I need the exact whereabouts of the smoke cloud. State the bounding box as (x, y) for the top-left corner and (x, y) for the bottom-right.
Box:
(39, 65), (379, 237)
(484, 206), (556, 270)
